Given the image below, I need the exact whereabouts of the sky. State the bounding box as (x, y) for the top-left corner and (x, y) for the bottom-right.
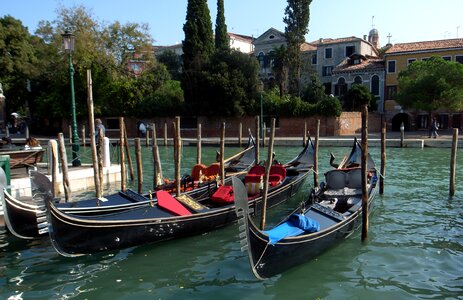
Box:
(2, 0), (462, 47)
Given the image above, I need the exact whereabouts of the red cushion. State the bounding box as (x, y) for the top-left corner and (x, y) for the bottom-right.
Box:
(248, 165), (265, 176)
(191, 164), (207, 181)
(156, 190), (192, 216)
(205, 163), (221, 177)
(211, 185), (234, 203)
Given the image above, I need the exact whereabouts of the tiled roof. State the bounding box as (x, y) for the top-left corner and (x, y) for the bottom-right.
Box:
(386, 38), (463, 54)
(310, 36), (361, 46)
(228, 32), (255, 43)
(333, 56), (384, 73)
(300, 42), (317, 51)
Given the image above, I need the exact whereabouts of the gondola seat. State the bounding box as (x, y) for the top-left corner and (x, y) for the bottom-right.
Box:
(211, 185), (234, 204)
(245, 165), (265, 195)
(205, 163), (221, 180)
(191, 164), (207, 181)
(269, 164), (286, 186)
(156, 190), (193, 216)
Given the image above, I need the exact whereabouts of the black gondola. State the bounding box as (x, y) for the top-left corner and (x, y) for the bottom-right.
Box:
(233, 138), (378, 279)
(0, 136), (256, 239)
(41, 139), (315, 256)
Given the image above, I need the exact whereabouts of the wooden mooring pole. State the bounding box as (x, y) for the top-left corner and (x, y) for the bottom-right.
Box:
(303, 121), (307, 147)
(239, 122), (242, 147)
(135, 138), (143, 193)
(164, 122), (168, 146)
(449, 128), (458, 196)
(361, 105), (369, 242)
(380, 121), (386, 195)
(119, 117), (126, 192)
(197, 122), (202, 164)
(124, 127), (134, 181)
(260, 117), (276, 230)
(174, 116), (181, 197)
(58, 133), (71, 201)
(220, 122), (226, 185)
(152, 123), (163, 188)
(314, 119), (320, 188)
(255, 116), (260, 165)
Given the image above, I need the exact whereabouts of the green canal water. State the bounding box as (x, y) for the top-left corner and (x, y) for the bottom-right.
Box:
(1, 144), (462, 299)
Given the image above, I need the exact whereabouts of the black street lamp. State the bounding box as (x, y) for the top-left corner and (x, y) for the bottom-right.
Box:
(61, 30), (81, 167)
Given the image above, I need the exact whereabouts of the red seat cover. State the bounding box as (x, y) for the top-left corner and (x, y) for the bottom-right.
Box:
(156, 190), (192, 216)
(211, 185), (234, 203)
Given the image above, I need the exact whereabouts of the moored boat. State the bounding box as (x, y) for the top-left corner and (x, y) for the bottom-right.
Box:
(1, 135), (256, 239)
(42, 139), (315, 256)
(233, 138), (378, 279)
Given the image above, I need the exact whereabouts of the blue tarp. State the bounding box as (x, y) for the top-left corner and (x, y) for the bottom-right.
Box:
(264, 214), (320, 245)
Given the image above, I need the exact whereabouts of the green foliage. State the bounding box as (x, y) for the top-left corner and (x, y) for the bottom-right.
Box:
(269, 45), (288, 97)
(182, 0), (215, 109)
(261, 87), (341, 117)
(138, 80), (184, 117)
(0, 15), (38, 115)
(283, 0), (312, 96)
(214, 0), (229, 52)
(157, 50), (182, 80)
(397, 56), (463, 113)
(342, 84), (376, 111)
(302, 74), (326, 104)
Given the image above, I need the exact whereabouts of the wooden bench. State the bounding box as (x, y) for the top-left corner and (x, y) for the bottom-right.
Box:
(0, 149), (45, 171)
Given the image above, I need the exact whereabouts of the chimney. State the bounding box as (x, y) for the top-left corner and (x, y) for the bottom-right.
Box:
(363, 35), (367, 40)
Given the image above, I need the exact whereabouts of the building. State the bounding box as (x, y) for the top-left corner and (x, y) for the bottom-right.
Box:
(383, 38), (463, 130)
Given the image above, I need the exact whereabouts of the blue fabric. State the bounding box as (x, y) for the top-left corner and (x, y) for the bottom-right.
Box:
(264, 214), (320, 245)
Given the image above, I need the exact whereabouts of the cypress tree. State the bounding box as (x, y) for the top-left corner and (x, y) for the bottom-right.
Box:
(283, 0), (312, 96)
(215, 0), (230, 52)
(182, 0), (214, 113)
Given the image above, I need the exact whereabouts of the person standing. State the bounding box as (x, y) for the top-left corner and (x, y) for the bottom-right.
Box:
(138, 121), (146, 137)
(95, 118), (105, 144)
(430, 117), (439, 138)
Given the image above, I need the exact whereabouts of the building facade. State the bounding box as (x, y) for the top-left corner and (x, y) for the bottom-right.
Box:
(384, 39), (463, 131)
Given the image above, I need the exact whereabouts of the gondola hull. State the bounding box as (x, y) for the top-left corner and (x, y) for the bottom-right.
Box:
(44, 140), (315, 256)
(1, 136), (256, 239)
(234, 138), (378, 279)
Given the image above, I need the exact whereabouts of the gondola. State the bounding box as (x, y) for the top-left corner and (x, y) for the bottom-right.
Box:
(42, 139), (315, 256)
(233, 138), (378, 279)
(0, 135), (256, 239)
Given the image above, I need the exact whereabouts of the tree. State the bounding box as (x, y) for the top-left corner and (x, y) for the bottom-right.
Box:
(302, 73), (326, 104)
(269, 45), (288, 98)
(397, 56), (463, 119)
(182, 0), (214, 113)
(342, 84), (376, 111)
(215, 0), (229, 52)
(283, 0), (312, 96)
(0, 16), (38, 118)
(157, 50), (182, 80)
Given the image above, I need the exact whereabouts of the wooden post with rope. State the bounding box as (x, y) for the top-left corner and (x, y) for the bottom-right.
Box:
(119, 117), (126, 192)
(57, 133), (71, 201)
(81, 125), (86, 147)
(260, 117), (276, 230)
(380, 121), (386, 195)
(449, 128), (458, 196)
(361, 105), (369, 242)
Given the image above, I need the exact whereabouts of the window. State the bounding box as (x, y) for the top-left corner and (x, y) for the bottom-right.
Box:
(334, 78), (347, 96)
(325, 48), (332, 59)
(345, 46), (355, 57)
(418, 115), (428, 129)
(371, 75), (380, 96)
(354, 76), (362, 84)
(407, 58), (416, 65)
(386, 85), (397, 99)
(312, 53), (317, 65)
(387, 60), (396, 73)
(442, 56), (451, 61)
(322, 66), (333, 76)
(421, 57), (430, 61)
(456, 55), (463, 64)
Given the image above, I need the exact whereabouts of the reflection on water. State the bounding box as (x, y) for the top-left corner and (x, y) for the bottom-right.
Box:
(1, 145), (462, 299)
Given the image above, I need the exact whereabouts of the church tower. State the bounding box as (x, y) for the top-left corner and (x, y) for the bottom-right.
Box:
(368, 28), (379, 49)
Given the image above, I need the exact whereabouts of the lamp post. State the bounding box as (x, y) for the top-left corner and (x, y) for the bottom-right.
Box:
(62, 30), (81, 167)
